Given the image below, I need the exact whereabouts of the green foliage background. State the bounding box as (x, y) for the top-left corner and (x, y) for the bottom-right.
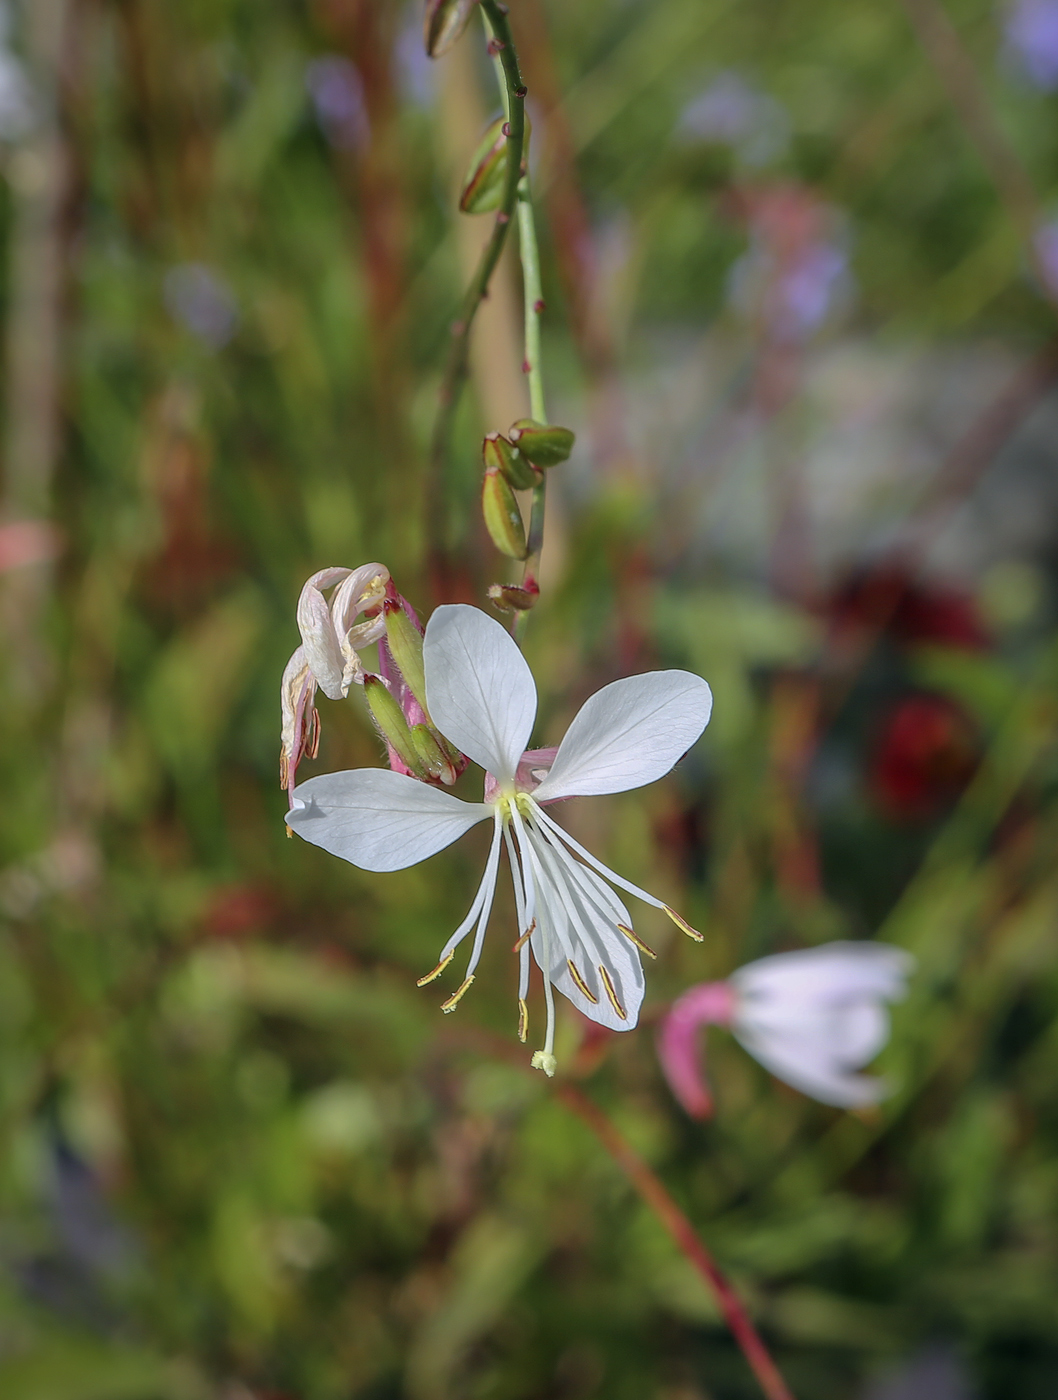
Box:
(1, 0), (1058, 1397)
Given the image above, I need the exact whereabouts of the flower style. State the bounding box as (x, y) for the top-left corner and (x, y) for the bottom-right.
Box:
(657, 941), (914, 1113)
(286, 604), (713, 1075)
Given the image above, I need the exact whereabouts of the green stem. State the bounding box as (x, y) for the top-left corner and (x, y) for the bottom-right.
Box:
(513, 179), (547, 642)
(428, 0), (527, 576)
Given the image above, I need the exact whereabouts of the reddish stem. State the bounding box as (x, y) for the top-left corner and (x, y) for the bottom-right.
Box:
(555, 1083), (796, 1400)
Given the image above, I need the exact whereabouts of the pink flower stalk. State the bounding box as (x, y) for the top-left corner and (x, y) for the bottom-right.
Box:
(657, 982), (737, 1118)
(658, 942), (914, 1114)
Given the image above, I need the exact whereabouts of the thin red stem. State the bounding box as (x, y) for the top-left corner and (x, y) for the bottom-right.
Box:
(555, 1083), (796, 1400)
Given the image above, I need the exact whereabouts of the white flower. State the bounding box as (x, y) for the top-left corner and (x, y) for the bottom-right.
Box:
(287, 604), (713, 1075)
(731, 942), (914, 1107)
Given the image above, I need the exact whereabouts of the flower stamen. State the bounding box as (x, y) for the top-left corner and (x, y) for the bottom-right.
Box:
(598, 964), (628, 1021)
(664, 905), (704, 943)
(512, 919), (535, 953)
(440, 975), (475, 1012)
(618, 923), (657, 959)
(566, 959), (599, 1003)
(416, 950), (455, 986)
(517, 996), (529, 1042)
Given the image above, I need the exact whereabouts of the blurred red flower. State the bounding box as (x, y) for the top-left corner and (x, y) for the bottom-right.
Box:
(869, 694), (978, 820)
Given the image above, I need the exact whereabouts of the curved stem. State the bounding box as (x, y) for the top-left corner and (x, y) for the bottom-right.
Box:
(428, 0), (527, 585)
(556, 1083), (796, 1400)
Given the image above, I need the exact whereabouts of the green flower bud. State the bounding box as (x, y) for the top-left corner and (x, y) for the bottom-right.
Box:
(459, 112), (530, 215)
(364, 676), (423, 777)
(483, 431), (539, 490)
(482, 467), (529, 560)
(423, 0), (479, 58)
(384, 601), (429, 715)
(410, 724), (458, 785)
(507, 419), (575, 467)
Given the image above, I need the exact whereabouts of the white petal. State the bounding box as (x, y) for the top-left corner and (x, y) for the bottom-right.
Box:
(423, 604), (537, 781)
(296, 569), (350, 700)
(523, 820), (644, 1031)
(733, 1025), (890, 1108)
(532, 671), (713, 801)
(733, 943), (914, 1006)
(287, 768), (489, 872)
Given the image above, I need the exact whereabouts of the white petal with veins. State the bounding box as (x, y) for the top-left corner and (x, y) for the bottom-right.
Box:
(424, 604), (537, 781)
(288, 768), (489, 872)
(533, 671), (713, 801)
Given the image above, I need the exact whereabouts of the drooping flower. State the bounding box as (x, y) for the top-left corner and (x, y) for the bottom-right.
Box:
(286, 604), (713, 1075)
(657, 941), (913, 1112)
(279, 564), (391, 797)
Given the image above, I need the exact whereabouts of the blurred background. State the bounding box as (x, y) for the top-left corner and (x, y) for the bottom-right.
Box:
(1, 0), (1058, 1396)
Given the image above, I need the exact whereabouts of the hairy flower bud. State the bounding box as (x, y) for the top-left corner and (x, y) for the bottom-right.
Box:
(423, 0), (479, 58)
(384, 599), (429, 716)
(483, 431), (539, 490)
(410, 724), (458, 785)
(482, 466), (529, 560)
(507, 419), (575, 467)
(364, 675), (424, 777)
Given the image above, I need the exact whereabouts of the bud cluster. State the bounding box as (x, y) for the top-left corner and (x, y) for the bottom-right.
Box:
(479, 419), (575, 609)
(280, 564), (467, 799)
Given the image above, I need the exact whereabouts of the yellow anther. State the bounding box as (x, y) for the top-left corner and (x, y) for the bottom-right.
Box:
(517, 997), (529, 1043)
(566, 959), (598, 1004)
(416, 950), (455, 987)
(597, 964), (627, 1021)
(512, 919), (536, 953)
(617, 923), (657, 959)
(440, 975), (475, 1013)
(664, 905), (703, 943)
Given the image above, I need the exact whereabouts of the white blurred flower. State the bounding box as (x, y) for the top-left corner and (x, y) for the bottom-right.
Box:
(288, 604), (713, 1075)
(733, 942), (914, 1106)
(658, 941), (914, 1113)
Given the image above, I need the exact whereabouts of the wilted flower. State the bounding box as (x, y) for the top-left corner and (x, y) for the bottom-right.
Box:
(280, 564), (391, 796)
(1004, 0), (1058, 90)
(658, 941), (913, 1112)
(287, 604), (713, 1075)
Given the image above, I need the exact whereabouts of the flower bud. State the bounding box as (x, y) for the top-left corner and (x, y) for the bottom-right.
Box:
(364, 675), (423, 777)
(423, 0), (479, 58)
(384, 599), (429, 715)
(487, 580), (539, 613)
(459, 116), (507, 215)
(483, 431), (539, 490)
(459, 112), (531, 215)
(508, 419), (575, 467)
(410, 724), (458, 785)
(482, 466), (529, 560)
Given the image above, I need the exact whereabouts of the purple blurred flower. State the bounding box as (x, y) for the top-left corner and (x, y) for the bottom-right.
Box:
(1034, 218), (1058, 295)
(394, 5), (437, 109)
(678, 71), (789, 167)
(163, 263), (238, 348)
(1004, 0), (1058, 90)
(306, 55), (370, 151)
